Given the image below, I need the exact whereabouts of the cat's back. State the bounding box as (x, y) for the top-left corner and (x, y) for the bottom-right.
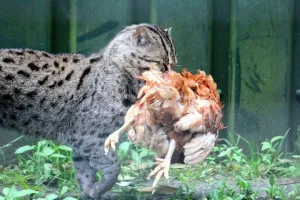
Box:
(0, 48), (88, 93)
(0, 48), (93, 136)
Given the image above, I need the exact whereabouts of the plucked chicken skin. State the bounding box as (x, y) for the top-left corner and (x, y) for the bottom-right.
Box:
(104, 67), (224, 192)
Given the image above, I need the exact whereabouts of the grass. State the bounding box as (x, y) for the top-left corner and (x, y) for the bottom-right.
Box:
(0, 132), (300, 200)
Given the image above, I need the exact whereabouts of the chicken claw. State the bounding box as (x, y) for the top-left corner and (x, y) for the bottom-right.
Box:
(104, 129), (121, 154)
(104, 118), (135, 155)
(147, 139), (176, 194)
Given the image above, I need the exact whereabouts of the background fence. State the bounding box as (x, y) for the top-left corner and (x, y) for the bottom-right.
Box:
(0, 0), (299, 163)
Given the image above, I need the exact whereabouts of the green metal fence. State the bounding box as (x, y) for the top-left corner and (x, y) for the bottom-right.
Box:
(0, 0), (299, 163)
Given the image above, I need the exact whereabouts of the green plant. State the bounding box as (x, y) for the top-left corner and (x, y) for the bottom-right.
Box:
(0, 136), (24, 163)
(167, 185), (194, 200)
(117, 141), (155, 181)
(0, 186), (37, 200)
(265, 175), (285, 199)
(14, 140), (75, 188)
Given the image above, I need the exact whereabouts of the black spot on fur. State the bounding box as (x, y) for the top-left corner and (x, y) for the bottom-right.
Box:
(2, 94), (12, 100)
(26, 50), (34, 54)
(0, 65), (2, 71)
(77, 139), (84, 146)
(3, 58), (15, 64)
(32, 115), (39, 120)
(38, 76), (48, 85)
(48, 81), (56, 89)
(64, 99), (68, 103)
(111, 108), (115, 112)
(26, 91), (37, 98)
(17, 70), (30, 78)
(40, 97), (46, 104)
(23, 121), (30, 126)
(122, 99), (131, 107)
(15, 51), (24, 56)
(85, 174), (89, 178)
(54, 61), (59, 68)
(57, 80), (64, 87)
(63, 58), (68, 62)
(90, 130), (96, 135)
(14, 88), (21, 95)
(42, 53), (51, 58)
(131, 53), (136, 57)
(10, 114), (17, 120)
(50, 102), (56, 108)
(89, 55), (103, 63)
(42, 64), (49, 70)
(84, 148), (91, 153)
(65, 70), (74, 81)
(73, 58), (80, 63)
(5, 74), (14, 81)
(77, 67), (91, 90)
(16, 104), (26, 110)
(58, 95), (62, 99)
(61, 66), (65, 71)
(70, 95), (74, 100)
(101, 85), (104, 90)
(73, 156), (84, 162)
(28, 63), (39, 71)
(81, 131), (87, 135)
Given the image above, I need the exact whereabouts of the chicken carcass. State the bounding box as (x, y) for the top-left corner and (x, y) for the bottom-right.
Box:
(104, 67), (223, 192)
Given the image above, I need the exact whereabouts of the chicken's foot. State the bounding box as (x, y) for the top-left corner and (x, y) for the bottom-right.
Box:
(147, 139), (176, 194)
(104, 118), (135, 154)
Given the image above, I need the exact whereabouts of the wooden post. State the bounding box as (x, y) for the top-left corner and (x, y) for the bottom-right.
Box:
(52, 0), (77, 53)
(291, 0), (300, 152)
(228, 0), (294, 152)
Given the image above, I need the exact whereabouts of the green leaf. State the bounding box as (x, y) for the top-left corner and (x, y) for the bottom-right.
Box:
(270, 136), (284, 144)
(15, 189), (38, 198)
(58, 145), (72, 152)
(292, 155), (300, 158)
(44, 193), (59, 200)
(131, 149), (141, 164)
(50, 154), (67, 158)
(60, 186), (69, 196)
(119, 142), (131, 153)
(43, 146), (55, 156)
(139, 148), (151, 159)
(15, 145), (35, 154)
(2, 187), (10, 196)
(63, 197), (78, 200)
(218, 151), (227, 157)
(43, 163), (52, 178)
(14, 173), (30, 189)
(261, 142), (272, 151)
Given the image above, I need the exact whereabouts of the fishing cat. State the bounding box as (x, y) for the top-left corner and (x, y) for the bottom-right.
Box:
(0, 23), (177, 199)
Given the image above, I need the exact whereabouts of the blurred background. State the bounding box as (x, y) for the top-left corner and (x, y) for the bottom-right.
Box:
(0, 0), (299, 164)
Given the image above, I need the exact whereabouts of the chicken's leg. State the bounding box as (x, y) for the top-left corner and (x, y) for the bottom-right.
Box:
(104, 117), (135, 154)
(147, 139), (176, 193)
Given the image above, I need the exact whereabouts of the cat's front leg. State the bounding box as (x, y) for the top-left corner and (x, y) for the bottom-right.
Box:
(72, 153), (97, 199)
(72, 140), (120, 199)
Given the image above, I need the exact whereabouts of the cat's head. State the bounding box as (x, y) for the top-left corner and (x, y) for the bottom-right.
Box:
(106, 23), (177, 74)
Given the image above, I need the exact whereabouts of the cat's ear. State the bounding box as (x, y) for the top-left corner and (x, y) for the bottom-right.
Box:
(133, 26), (150, 46)
(165, 27), (172, 35)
